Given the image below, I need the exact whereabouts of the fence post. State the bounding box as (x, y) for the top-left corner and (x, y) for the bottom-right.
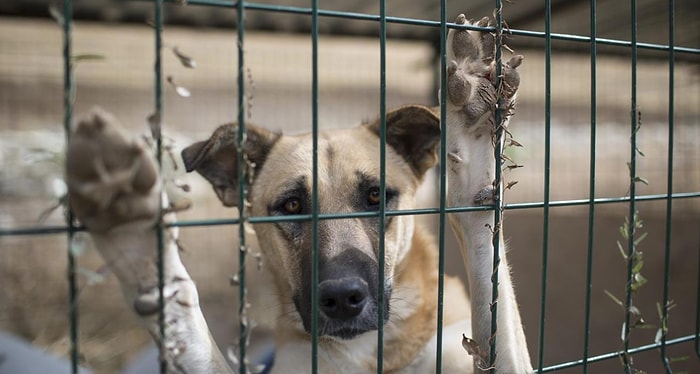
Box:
(310, 0), (320, 372)
(62, 0), (79, 372)
(581, 0), (598, 372)
(536, 0), (552, 371)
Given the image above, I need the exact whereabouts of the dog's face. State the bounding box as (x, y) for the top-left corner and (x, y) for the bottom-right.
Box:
(182, 105), (440, 340)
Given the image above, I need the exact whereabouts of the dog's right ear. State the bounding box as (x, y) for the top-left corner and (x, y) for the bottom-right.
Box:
(181, 124), (280, 207)
(365, 105), (441, 180)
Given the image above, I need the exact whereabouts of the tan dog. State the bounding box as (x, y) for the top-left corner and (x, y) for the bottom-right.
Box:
(181, 105), (473, 373)
(66, 13), (531, 373)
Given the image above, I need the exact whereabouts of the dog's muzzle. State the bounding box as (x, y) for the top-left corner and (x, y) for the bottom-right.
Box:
(295, 247), (390, 340)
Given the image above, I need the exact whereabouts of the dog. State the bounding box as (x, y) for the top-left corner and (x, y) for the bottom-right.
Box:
(66, 13), (531, 373)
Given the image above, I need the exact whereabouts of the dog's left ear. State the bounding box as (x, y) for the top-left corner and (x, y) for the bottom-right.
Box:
(181, 123), (280, 207)
(365, 105), (441, 179)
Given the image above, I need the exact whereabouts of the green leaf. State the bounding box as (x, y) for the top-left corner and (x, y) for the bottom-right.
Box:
(632, 259), (644, 274)
(670, 356), (689, 363)
(631, 273), (647, 292)
(619, 225), (629, 240)
(634, 232), (648, 247)
(617, 241), (628, 260)
(72, 54), (107, 62)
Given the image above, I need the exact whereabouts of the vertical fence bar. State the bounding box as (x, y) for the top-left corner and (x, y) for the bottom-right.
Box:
(536, 0), (553, 371)
(310, 0), (320, 372)
(696, 235), (700, 359)
(62, 0), (78, 372)
(235, 0), (248, 372)
(489, 0), (504, 370)
(622, 0), (638, 372)
(659, 1), (675, 371)
(435, 0), (448, 371)
(152, 1), (167, 373)
(581, 0), (597, 372)
(376, 0), (387, 371)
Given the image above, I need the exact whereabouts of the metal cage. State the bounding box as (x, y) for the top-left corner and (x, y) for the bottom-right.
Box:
(1, 0), (699, 373)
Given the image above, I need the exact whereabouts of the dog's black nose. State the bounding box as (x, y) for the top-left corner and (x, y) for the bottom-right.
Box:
(318, 277), (369, 320)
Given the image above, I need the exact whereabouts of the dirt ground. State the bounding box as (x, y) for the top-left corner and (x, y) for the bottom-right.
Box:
(1, 17), (699, 373)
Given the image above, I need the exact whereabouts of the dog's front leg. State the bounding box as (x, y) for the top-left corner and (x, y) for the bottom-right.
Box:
(66, 109), (232, 374)
(443, 14), (532, 373)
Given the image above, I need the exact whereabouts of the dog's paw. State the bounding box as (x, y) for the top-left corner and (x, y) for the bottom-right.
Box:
(446, 14), (523, 128)
(66, 108), (160, 232)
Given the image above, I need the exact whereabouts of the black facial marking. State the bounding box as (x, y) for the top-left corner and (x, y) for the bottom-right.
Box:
(355, 171), (399, 211)
(269, 176), (309, 241)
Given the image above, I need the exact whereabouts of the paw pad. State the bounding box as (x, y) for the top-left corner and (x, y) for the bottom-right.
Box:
(66, 108), (160, 231)
(446, 13), (523, 125)
(474, 186), (495, 205)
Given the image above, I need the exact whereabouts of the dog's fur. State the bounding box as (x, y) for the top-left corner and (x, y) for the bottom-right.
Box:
(66, 13), (532, 373)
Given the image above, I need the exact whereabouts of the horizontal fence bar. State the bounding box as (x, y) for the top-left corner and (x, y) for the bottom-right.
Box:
(4, 192), (700, 237)
(538, 334), (700, 372)
(152, 0), (700, 55)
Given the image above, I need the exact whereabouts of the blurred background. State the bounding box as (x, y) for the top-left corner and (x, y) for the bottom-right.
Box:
(1, 0), (698, 373)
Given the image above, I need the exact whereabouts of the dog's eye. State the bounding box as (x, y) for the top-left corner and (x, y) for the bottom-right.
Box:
(282, 198), (302, 214)
(367, 187), (381, 206)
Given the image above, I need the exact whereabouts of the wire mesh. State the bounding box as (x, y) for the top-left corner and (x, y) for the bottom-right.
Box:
(0, 0), (699, 373)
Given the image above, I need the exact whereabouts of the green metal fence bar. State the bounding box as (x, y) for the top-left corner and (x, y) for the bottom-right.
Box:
(536, 0), (553, 371)
(152, 0), (168, 373)
(435, 0), (448, 371)
(659, 0), (675, 372)
(376, 0), (387, 371)
(235, 0), (249, 372)
(309, 0), (319, 371)
(581, 0), (597, 372)
(622, 1), (639, 372)
(62, 0), (79, 372)
(540, 333), (699, 372)
(489, 0), (506, 370)
(697, 239), (700, 359)
(4, 192), (700, 237)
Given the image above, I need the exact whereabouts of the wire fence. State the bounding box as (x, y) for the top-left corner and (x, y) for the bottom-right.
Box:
(1, 0), (699, 373)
